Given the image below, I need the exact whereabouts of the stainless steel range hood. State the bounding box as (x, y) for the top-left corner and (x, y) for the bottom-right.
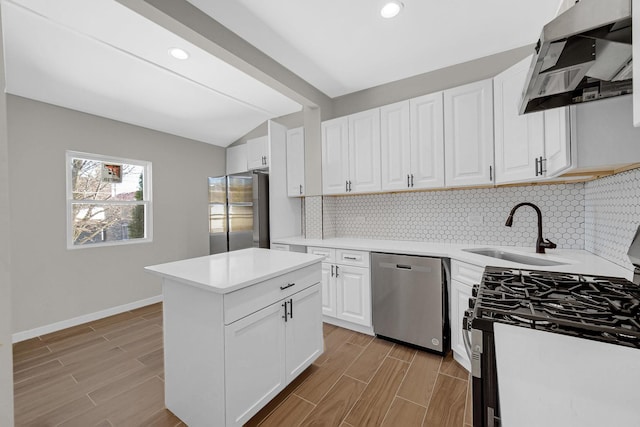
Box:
(520, 0), (632, 114)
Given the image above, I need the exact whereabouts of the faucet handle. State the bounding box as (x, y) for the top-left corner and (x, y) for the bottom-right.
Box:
(542, 239), (557, 250)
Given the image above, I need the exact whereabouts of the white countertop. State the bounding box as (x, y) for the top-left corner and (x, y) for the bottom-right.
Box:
(145, 247), (324, 294)
(274, 236), (634, 280)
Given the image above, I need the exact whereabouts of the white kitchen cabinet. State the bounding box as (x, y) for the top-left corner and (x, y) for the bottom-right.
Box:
(494, 56), (571, 184)
(335, 264), (370, 327)
(494, 57), (545, 184)
(444, 79), (495, 187)
(153, 253), (322, 427)
(543, 107), (572, 176)
(410, 93), (445, 189)
(450, 260), (484, 372)
(307, 246), (372, 331)
(247, 135), (269, 170)
(226, 144), (248, 175)
(225, 298), (286, 425)
(322, 109), (381, 195)
(286, 127), (305, 197)
(321, 117), (350, 194)
(380, 94), (445, 191)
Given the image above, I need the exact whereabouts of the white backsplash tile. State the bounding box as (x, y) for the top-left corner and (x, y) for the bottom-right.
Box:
(323, 184), (585, 249)
(585, 168), (640, 271)
(304, 195), (323, 239)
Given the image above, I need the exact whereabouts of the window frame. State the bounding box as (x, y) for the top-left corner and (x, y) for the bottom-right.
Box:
(66, 150), (153, 249)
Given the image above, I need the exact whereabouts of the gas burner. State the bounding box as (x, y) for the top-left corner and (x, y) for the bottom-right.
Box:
(473, 266), (640, 349)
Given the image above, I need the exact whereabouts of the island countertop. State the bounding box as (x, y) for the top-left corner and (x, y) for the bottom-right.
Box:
(145, 247), (324, 294)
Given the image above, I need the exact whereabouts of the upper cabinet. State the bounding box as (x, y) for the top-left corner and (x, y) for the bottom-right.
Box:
(322, 109), (381, 195)
(380, 93), (445, 191)
(494, 56), (545, 184)
(286, 127), (305, 197)
(247, 135), (269, 170)
(444, 79), (495, 187)
(226, 144), (248, 175)
(493, 57), (571, 184)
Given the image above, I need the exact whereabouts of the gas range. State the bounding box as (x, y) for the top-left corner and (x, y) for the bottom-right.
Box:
(464, 267), (640, 427)
(470, 266), (640, 349)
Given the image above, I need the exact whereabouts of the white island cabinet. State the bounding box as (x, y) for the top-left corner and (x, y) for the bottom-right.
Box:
(145, 248), (324, 427)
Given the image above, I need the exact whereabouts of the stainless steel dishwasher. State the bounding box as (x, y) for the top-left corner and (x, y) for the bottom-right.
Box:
(371, 252), (449, 355)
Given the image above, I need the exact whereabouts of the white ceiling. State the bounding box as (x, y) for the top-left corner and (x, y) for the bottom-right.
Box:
(187, 0), (564, 98)
(1, 0), (301, 147)
(1, 0), (565, 147)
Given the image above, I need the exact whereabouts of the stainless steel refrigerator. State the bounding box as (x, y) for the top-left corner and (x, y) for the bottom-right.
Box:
(208, 172), (269, 254)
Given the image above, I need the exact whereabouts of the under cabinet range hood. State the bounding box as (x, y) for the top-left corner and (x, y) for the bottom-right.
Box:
(520, 0), (632, 114)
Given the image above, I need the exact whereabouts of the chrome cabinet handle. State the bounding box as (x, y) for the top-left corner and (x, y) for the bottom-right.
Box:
(279, 283), (295, 290)
(344, 256), (357, 260)
(535, 157), (541, 176)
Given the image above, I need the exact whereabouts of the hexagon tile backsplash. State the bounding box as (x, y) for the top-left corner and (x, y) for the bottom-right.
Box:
(323, 184), (585, 249)
(585, 168), (640, 271)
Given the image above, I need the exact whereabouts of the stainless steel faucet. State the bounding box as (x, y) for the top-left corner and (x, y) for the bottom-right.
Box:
(505, 202), (557, 254)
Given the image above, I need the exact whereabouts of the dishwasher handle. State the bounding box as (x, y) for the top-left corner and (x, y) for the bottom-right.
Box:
(396, 264), (412, 270)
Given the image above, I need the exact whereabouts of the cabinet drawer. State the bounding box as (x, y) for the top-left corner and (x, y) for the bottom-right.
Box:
(224, 264), (321, 325)
(336, 249), (370, 268)
(307, 246), (335, 263)
(451, 260), (484, 286)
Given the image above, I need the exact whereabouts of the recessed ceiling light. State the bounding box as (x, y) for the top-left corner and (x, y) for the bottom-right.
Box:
(168, 47), (189, 60)
(380, 1), (404, 18)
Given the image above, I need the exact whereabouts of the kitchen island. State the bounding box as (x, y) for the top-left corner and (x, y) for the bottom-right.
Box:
(145, 248), (324, 427)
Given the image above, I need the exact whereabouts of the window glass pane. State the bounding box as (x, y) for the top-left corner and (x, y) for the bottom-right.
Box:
(72, 203), (146, 245)
(72, 159), (145, 201)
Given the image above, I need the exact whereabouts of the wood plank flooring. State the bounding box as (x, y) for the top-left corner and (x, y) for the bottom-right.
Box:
(13, 304), (472, 426)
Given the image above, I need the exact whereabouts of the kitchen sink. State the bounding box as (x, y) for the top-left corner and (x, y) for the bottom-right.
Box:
(462, 248), (567, 266)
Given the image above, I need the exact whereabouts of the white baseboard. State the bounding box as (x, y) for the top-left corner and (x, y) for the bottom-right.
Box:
(322, 316), (374, 336)
(12, 295), (163, 343)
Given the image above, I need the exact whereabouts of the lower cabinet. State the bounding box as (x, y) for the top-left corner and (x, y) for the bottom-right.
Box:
(308, 247), (372, 330)
(451, 279), (473, 371)
(450, 260), (485, 372)
(225, 284), (322, 425)
(162, 263), (322, 427)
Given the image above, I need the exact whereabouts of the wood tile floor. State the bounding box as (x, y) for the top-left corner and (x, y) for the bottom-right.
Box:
(13, 303), (472, 426)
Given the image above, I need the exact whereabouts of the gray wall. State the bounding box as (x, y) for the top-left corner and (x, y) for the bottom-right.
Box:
(0, 6), (14, 424)
(332, 45), (533, 118)
(8, 95), (225, 333)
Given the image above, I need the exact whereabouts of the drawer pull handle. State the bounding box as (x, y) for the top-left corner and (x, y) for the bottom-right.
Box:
(282, 301), (288, 322)
(280, 283), (295, 290)
(344, 256), (357, 260)
(335, 266), (339, 277)
(331, 265), (335, 277)
(289, 298), (293, 319)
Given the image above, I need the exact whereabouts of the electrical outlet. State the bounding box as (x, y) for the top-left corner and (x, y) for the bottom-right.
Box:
(467, 215), (484, 226)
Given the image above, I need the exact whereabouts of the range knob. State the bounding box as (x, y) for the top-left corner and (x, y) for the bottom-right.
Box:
(468, 297), (476, 309)
(472, 284), (480, 297)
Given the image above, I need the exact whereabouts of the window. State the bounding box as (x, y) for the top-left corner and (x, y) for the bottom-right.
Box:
(66, 151), (152, 248)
